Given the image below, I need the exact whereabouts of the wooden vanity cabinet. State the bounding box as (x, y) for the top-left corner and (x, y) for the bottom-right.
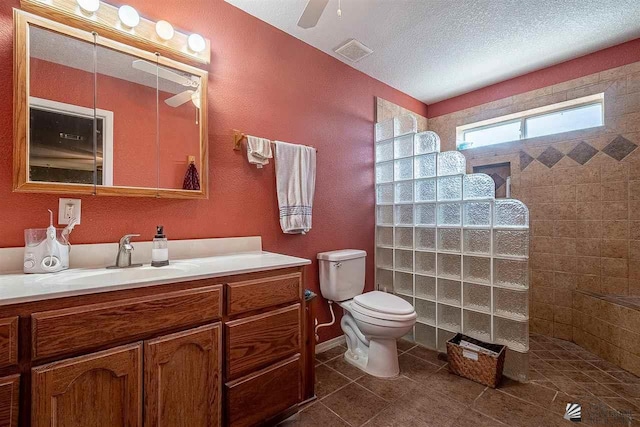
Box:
(2, 265), (307, 427)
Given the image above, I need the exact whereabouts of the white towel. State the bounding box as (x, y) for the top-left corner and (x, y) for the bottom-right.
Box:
(274, 141), (316, 234)
(246, 136), (273, 168)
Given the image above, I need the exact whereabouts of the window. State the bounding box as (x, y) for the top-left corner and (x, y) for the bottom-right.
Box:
(457, 94), (604, 150)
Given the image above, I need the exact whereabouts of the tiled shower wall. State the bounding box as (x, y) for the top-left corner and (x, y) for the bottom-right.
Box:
(428, 60), (640, 341)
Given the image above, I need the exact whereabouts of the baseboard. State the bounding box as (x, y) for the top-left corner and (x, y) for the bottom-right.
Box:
(315, 335), (345, 354)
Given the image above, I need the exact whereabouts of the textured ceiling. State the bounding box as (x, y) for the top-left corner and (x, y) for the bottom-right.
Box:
(225, 0), (640, 103)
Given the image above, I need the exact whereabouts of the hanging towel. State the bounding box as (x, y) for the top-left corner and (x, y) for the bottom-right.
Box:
(182, 163), (201, 190)
(246, 136), (273, 168)
(274, 141), (316, 234)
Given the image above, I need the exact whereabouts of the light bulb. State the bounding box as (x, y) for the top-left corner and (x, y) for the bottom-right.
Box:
(76, 0), (99, 13)
(155, 20), (174, 41)
(118, 5), (140, 28)
(188, 33), (206, 53)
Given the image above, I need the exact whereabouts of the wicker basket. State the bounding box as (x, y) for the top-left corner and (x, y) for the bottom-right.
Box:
(446, 333), (506, 388)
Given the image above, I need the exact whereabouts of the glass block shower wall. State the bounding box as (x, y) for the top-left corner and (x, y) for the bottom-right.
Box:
(374, 115), (530, 380)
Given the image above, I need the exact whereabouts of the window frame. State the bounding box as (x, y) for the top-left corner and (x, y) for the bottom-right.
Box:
(457, 93), (604, 150)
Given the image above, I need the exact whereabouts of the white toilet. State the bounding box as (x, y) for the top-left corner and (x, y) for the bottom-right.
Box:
(317, 249), (417, 378)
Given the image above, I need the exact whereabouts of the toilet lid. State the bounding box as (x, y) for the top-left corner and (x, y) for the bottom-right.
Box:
(353, 291), (414, 315)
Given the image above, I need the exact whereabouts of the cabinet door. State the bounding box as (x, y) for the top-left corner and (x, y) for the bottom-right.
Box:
(144, 324), (221, 427)
(32, 343), (142, 427)
(0, 375), (19, 427)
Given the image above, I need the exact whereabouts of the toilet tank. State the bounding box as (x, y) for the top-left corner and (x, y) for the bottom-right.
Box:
(317, 249), (366, 302)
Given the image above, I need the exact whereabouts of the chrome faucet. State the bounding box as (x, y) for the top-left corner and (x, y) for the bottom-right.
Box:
(109, 234), (142, 268)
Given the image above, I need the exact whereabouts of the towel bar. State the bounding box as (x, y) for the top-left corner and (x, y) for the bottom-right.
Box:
(232, 129), (318, 152)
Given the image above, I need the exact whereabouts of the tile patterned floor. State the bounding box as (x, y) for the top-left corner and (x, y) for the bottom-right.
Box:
(282, 333), (640, 426)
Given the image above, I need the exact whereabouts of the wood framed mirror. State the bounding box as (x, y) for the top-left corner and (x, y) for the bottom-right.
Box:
(14, 10), (208, 199)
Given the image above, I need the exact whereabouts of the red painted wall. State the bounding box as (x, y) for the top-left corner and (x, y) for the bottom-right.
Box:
(428, 37), (640, 118)
(0, 0), (427, 341)
(30, 58), (200, 189)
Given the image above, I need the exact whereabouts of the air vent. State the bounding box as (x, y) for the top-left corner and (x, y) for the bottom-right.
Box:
(334, 39), (373, 62)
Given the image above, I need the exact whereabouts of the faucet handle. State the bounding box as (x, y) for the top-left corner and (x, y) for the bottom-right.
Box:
(119, 234), (140, 247)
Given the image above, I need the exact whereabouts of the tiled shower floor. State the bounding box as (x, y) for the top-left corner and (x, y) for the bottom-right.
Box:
(283, 333), (640, 426)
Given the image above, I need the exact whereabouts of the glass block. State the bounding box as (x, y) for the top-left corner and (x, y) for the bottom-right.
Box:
(463, 202), (492, 227)
(394, 158), (413, 181)
(415, 298), (436, 325)
(376, 247), (393, 269)
(394, 227), (413, 249)
(463, 229), (491, 255)
(463, 256), (491, 284)
(463, 174), (495, 200)
(437, 329), (457, 352)
(415, 323), (436, 349)
(463, 282), (491, 313)
(494, 287), (529, 321)
(394, 115), (417, 137)
(494, 230), (529, 258)
(437, 228), (461, 253)
(415, 227), (436, 250)
(437, 304), (461, 333)
(375, 140), (393, 163)
(463, 310), (491, 342)
(494, 317), (529, 352)
(437, 151), (466, 176)
(376, 268), (393, 292)
(415, 252), (436, 275)
(415, 179), (436, 202)
(375, 119), (393, 142)
(376, 184), (394, 204)
(503, 349), (529, 382)
(415, 131), (440, 154)
(395, 249), (413, 272)
(394, 135), (413, 159)
(437, 253), (461, 280)
(437, 203), (461, 226)
(493, 258), (529, 289)
(494, 199), (529, 228)
(395, 182), (413, 203)
(395, 205), (413, 226)
(415, 275), (436, 300)
(377, 226), (393, 247)
(376, 162), (393, 184)
(437, 278), (461, 306)
(415, 203), (436, 226)
(397, 294), (413, 308)
(414, 154), (437, 178)
(394, 271), (413, 295)
(437, 175), (463, 201)
(377, 205), (393, 225)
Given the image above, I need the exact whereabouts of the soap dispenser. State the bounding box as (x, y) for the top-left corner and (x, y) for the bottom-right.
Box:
(151, 225), (169, 267)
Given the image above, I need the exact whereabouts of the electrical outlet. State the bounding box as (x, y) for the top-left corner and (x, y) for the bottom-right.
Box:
(58, 198), (81, 225)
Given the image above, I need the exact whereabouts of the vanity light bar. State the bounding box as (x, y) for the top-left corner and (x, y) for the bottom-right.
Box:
(21, 0), (210, 66)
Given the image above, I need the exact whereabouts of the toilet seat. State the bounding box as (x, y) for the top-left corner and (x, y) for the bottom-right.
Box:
(351, 291), (416, 322)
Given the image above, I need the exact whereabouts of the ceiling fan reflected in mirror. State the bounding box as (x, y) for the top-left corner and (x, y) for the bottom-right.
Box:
(131, 59), (201, 108)
(297, 0), (342, 29)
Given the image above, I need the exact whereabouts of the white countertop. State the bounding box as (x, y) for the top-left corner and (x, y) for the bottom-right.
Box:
(0, 251), (311, 306)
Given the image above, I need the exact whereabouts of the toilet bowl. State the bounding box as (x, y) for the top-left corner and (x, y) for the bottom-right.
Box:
(317, 250), (417, 378)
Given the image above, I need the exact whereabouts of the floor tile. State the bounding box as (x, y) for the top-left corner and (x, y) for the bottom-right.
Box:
(423, 368), (487, 405)
(363, 404), (429, 427)
(369, 389), (466, 427)
(586, 370), (622, 384)
(562, 370), (597, 383)
(324, 355), (366, 380)
(453, 409), (508, 426)
(589, 360), (625, 372)
(607, 384), (640, 399)
(587, 382), (622, 398)
(280, 402), (350, 427)
(315, 345), (347, 363)
(321, 383), (388, 427)
(315, 364), (350, 399)
(406, 346), (447, 366)
(356, 374), (417, 402)
(397, 339), (416, 353)
(609, 371), (640, 384)
(498, 378), (557, 407)
(397, 353), (440, 383)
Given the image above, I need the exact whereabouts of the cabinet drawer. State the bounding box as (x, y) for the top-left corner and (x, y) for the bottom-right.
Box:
(0, 317), (18, 368)
(32, 285), (222, 360)
(226, 272), (301, 316)
(225, 355), (300, 427)
(0, 375), (19, 427)
(225, 304), (300, 380)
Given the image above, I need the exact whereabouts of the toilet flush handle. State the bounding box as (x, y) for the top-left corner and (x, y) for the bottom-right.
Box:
(334, 262), (342, 268)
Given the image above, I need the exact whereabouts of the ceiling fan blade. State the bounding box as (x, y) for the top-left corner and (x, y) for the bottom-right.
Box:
(132, 60), (193, 86)
(165, 90), (195, 107)
(297, 0), (329, 29)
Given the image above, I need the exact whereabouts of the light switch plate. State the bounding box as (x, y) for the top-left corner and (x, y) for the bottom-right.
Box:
(58, 198), (81, 225)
